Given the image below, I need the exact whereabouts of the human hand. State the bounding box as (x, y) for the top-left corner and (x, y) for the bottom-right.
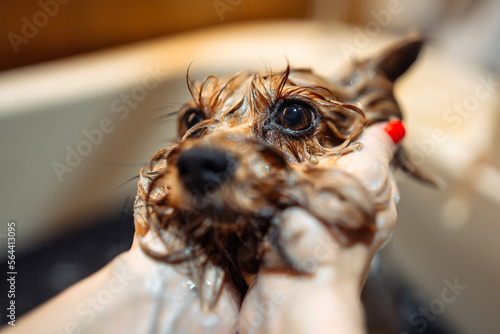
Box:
(3, 122), (401, 334)
(238, 121), (403, 334)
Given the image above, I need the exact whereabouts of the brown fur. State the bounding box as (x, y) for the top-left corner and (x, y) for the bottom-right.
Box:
(133, 36), (430, 306)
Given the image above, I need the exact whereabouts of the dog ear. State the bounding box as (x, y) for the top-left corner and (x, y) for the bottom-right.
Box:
(374, 35), (424, 82)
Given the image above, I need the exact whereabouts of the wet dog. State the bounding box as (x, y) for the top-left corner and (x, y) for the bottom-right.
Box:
(133, 36), (430, 306)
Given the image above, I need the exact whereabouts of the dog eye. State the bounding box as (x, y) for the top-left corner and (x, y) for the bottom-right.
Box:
(278, 103), (313, 131)
(185, 109), (204, 129)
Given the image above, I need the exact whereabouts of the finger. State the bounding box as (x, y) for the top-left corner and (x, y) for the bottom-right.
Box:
(263, 207), (372, 277)
(335, 121), (402, 182)
(277, 207), (340, 269)
(267, 122), (406, 268)
(335, 121), (404, 242)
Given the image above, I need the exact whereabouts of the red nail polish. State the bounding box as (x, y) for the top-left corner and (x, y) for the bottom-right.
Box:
(384, 120), (405, 144)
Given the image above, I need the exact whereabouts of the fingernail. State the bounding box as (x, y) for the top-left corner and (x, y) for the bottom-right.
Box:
(384, 120), (405, 144)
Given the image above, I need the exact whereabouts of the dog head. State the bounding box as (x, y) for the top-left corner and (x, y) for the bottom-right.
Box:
(134, 36), (425, 302)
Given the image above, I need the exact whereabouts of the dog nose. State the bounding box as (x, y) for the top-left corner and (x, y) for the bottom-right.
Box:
(176, 148), (236, 195)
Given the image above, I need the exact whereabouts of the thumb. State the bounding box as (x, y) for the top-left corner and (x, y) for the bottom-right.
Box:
(335, 120), (404, 245)
(335, 120), (403, 183)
